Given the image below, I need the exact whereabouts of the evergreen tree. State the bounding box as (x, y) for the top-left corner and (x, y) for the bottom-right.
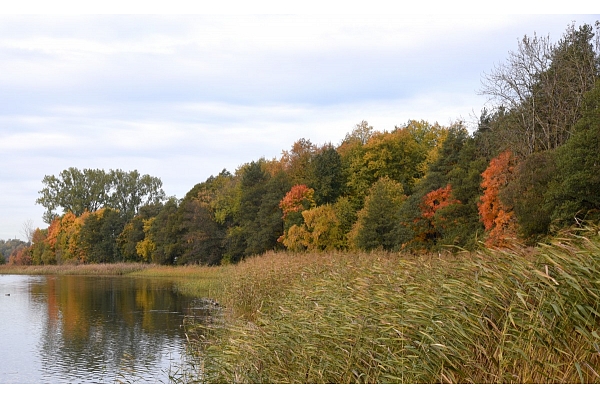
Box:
(350, 177), (406, 250)
(548, 79), (600, 228)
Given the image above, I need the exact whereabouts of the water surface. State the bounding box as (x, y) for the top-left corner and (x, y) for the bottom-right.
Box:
(0, 274), (210, 383)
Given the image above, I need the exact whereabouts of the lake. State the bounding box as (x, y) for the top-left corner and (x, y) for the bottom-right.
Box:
(0, 274), (213, 383)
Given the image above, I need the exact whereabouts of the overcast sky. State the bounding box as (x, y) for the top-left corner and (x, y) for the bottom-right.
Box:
(1, 10), (598, 240)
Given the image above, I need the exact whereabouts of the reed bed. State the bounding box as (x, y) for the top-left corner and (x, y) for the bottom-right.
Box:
(187, 226), (600, 383)
(0, 262), (156, 275)
(0, 262), (225, 299)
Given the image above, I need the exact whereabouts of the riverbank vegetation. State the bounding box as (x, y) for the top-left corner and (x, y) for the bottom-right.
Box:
(184, 225), (600, 383)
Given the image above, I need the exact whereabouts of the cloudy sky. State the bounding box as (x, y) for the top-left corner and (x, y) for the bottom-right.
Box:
(0, 9), (598, 240)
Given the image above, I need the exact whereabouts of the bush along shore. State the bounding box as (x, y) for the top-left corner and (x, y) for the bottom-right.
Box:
(183, 225), (600, 383)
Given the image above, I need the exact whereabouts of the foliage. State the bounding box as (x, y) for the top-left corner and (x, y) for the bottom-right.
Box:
(279, 204), (344, 251)
(412, 184), (461, 245)
(349, 177), (406, 250)
(148, 198), (182, 265)
(79, 208), (126, 263)
(280, 138), (318, 186)
(500, 151), (557, 243)
(278, 184), (316, 233)
(480, 22), (599, 155)
(0, 239), (27, 264)
(36, 168), (165, 223)
(478, 151), (518, 248)
(395, 124), (487, 251)
(308, 144), (344, 205)
(548, 78), (600, 228)
(18, 21), (600, 267)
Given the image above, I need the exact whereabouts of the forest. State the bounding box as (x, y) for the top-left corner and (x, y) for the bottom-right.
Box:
(3, 22), (600, 267)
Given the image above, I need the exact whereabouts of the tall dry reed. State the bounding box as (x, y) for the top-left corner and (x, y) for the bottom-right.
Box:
(187, 226), (600, 383)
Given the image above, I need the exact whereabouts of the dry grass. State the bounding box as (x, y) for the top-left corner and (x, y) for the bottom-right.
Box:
(0, 262), (155, 275)
(186, 226), (600, 384)
(0, 262), (225, 299)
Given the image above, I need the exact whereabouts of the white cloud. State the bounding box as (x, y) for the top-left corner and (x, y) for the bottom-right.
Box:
(1, 14), (598, 239)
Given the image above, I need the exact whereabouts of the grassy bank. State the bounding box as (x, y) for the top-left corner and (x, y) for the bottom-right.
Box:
(185, 226), (600, 383)
(0, 262), (156, 276)
(0, 262), (225, 298)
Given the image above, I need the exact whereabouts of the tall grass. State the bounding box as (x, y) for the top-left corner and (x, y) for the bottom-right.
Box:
(0, 262), (155, 275)
(187, 226), (600, 383)
(0, 262), (225, 300)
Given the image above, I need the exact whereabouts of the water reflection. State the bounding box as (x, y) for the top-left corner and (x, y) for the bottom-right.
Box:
(0, 275), (211, 383)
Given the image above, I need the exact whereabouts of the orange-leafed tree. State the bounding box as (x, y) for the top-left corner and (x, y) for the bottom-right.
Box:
(415, 184), (461, 245)
(45, 211), (90, 264)
(420, 184), (460, 220)
(478, 150), (518, 248)
(278, 184), (316, 246)
(279, 185), (315, 222)
(8, 246), (32, 265)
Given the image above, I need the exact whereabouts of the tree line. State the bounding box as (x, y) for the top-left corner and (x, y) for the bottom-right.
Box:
(3, 21), (600, 266)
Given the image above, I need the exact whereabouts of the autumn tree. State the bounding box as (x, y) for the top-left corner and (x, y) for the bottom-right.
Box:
(415, 185), (461, 244)
(280, 138), (318, 186)
(42, 211), (90, 264)
(478, 151), (518, 248)
(117, 204), (163, 262)
(395, 124), (487, 251)
(279, 204), (344, 252)
(279, 185), (316, 226)
(0, 239), (27, 264)
(9, 246), (32, 266)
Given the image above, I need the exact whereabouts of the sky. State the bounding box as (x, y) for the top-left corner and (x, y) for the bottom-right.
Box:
(0, 7), (598, 240)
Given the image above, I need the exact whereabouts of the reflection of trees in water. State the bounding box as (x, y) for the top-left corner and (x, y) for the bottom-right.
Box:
(30, 276), (201, 383)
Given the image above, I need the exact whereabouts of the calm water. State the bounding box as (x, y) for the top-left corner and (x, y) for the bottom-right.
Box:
(0, 274), (213, 384)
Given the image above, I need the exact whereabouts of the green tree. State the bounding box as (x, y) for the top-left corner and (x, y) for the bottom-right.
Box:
(37, 168), (112, 223)
(117, 204), (163, 262)
(500, 151), (557, 243)
(79, 208), (126, 263)
(548, 79), (600, 228)
(245, 170), (291, 257)
(480, 22), (599, 156)
(349, 177), (406, 250)
(149, 198), (182, 265)
(36, 168), (165, 223)
(309, 144), (344, 205)
(221, 160), (292, 262)
(109, 169), (166, 220)
(281, 138), (318, 186)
